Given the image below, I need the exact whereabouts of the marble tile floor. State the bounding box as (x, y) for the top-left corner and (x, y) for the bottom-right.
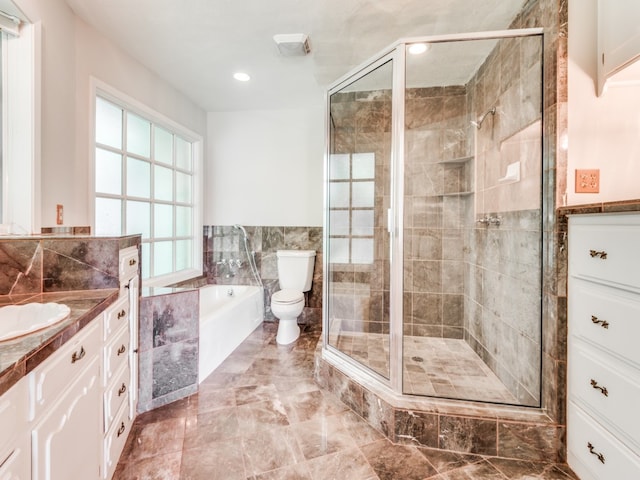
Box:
(114, 318), (577, 480)
(330, 332), (518, 404)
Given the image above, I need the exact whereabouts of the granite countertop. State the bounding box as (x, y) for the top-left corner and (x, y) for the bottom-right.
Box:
(0, 289), (119, 396)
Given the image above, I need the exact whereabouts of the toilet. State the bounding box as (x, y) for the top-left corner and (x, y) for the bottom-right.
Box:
(271, 249), (316, 345)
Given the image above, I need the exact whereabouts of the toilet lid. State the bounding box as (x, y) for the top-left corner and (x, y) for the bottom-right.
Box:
(272, 289), (304, 304)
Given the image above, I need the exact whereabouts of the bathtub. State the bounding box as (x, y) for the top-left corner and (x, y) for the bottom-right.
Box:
(198, 285), (264, 383)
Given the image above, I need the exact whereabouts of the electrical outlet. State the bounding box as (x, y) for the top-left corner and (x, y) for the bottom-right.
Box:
(575, 169), (600, 193)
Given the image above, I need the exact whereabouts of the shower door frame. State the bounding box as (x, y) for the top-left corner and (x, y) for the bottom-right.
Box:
(323, 27), (546, 402)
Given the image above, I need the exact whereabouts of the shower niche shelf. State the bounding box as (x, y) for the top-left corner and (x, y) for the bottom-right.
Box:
(437, 155), (473, 165)
(440, 191), (474, 197)
(436, 155), (474, 197)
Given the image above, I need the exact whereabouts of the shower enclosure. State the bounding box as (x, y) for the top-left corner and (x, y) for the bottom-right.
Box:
(324, 29), (544, 407)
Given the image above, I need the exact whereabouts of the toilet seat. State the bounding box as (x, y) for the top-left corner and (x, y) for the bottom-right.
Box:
(272, 289), (304, 305)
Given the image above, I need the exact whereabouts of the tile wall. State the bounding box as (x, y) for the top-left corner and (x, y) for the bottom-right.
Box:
(138, 289), (199, 412)
(203, 225), (323, 321)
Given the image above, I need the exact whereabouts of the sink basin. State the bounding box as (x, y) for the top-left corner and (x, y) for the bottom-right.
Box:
(0, 302), (71, 342)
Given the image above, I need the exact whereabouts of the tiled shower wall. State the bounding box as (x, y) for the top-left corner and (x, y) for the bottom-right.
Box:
(463, 34), (543, 406)
(203, 226), (323, 320)
(404, 85), (470, 339)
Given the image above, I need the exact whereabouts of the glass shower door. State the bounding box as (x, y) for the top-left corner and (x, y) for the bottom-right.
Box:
(402, 35), (543, 406)
(326, 58), (393, 379)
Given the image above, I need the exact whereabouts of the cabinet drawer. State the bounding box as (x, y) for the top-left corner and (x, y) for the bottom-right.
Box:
(104, 365), (130, 433)
(104, 296), (129, 341)
(119, 246), (139, 283)
(569, 280), (640, 366)
(103, 402), (132, 480)
(0, 379), (27, 456)
(570, 341), (640, 452)
(569, 214), (640, 289)
(0, 433), (30, 479)
(104, 325), (130, 386)
(29, 321), (101, 421)
(568, 404), (640, 480)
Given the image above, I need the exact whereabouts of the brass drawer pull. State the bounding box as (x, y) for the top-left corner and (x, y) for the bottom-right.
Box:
(589, 249), (608, 259)
(71, 346), (86, 363)
(591, 315), (609, 329)
(117, 421), (126, 437)
(117, 309), (126, 319)
(129, 258), (137, 266)
(588, 442), (605, 464)
(590, 379), (608, 397)
(117, 344), (126, 356)
(118, 383), (127, 396)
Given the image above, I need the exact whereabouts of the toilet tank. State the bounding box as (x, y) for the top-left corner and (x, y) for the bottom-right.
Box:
(276, 250), (316, 292)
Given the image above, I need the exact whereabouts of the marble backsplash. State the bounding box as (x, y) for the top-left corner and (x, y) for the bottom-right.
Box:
(0, 236), (139, 300)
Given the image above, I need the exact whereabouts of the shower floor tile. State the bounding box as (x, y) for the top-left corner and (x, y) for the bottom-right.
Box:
(329, 332), (518, 404)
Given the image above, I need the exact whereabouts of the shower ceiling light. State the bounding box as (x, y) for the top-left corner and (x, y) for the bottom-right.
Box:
(233, 72), (251, 82)
(408, 43), (429, 55)
(273, 33), (311, 56)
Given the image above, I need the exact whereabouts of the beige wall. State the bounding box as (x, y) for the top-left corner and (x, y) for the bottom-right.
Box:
(13, 0), (207, 229)
(567, 0), (640, 206)
(206, 108), (324, 227)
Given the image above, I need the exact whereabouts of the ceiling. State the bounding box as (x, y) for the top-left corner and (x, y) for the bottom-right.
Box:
(61, 0), (528, 112)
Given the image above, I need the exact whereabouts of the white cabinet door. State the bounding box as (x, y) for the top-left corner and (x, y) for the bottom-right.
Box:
(597, 0), (640, 95)
(31, 356), (102, 480)
(0, 435), (30, 480)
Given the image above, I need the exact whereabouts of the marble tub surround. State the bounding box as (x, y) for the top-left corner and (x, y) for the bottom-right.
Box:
(138, 289), (199, 413)
(0, 288), (118, 396)
(114, 315), (577, 479)
(203, 225), (323, 320)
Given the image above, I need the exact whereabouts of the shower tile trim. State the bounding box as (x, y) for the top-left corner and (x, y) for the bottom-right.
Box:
(316, 353), (564, 462)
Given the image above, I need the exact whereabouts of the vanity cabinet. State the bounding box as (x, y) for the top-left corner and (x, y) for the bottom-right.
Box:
(0, 378), (30, 479)
(597, 0), (640, 95)
(567, 213), (640, 479)
(30, 321), (102, 480)
(102, 245), (139, 480)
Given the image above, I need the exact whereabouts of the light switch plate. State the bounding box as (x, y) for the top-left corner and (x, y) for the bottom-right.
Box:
(575, 169), (600, 193)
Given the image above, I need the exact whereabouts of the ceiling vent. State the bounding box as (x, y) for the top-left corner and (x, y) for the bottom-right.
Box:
(273, 33), (311, 57)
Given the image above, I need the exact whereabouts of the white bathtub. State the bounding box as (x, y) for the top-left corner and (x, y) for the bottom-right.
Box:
(198, 285), (264, 383)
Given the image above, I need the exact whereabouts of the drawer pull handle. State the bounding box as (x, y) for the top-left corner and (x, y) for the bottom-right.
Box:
(117, 309), (126, 319)
(589, 249), (608, 259)
(591, 315), (609, 329)
(129, 258), (137, 266)
(71, 346), (86, 363)
(590, 379), (609, 397)
(118, 383), (127, 396)
(117, 344), (126, 356)
(588, 442), (605, 464)
(117, 421), (126, 437)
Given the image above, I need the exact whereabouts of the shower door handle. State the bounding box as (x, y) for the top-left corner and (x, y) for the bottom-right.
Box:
(387, 208), (394, 234)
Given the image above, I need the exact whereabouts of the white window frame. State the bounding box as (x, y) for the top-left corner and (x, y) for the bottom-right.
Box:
(90, 78), (203, 286)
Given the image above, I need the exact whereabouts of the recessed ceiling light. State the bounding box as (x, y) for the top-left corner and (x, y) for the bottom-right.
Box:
(233, 72), (251, 82)
(408, 43), (429, 55)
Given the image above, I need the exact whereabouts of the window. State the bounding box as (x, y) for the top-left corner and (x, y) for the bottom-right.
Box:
(328, 152), (375, 264)
(93, 91), (202, 285)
